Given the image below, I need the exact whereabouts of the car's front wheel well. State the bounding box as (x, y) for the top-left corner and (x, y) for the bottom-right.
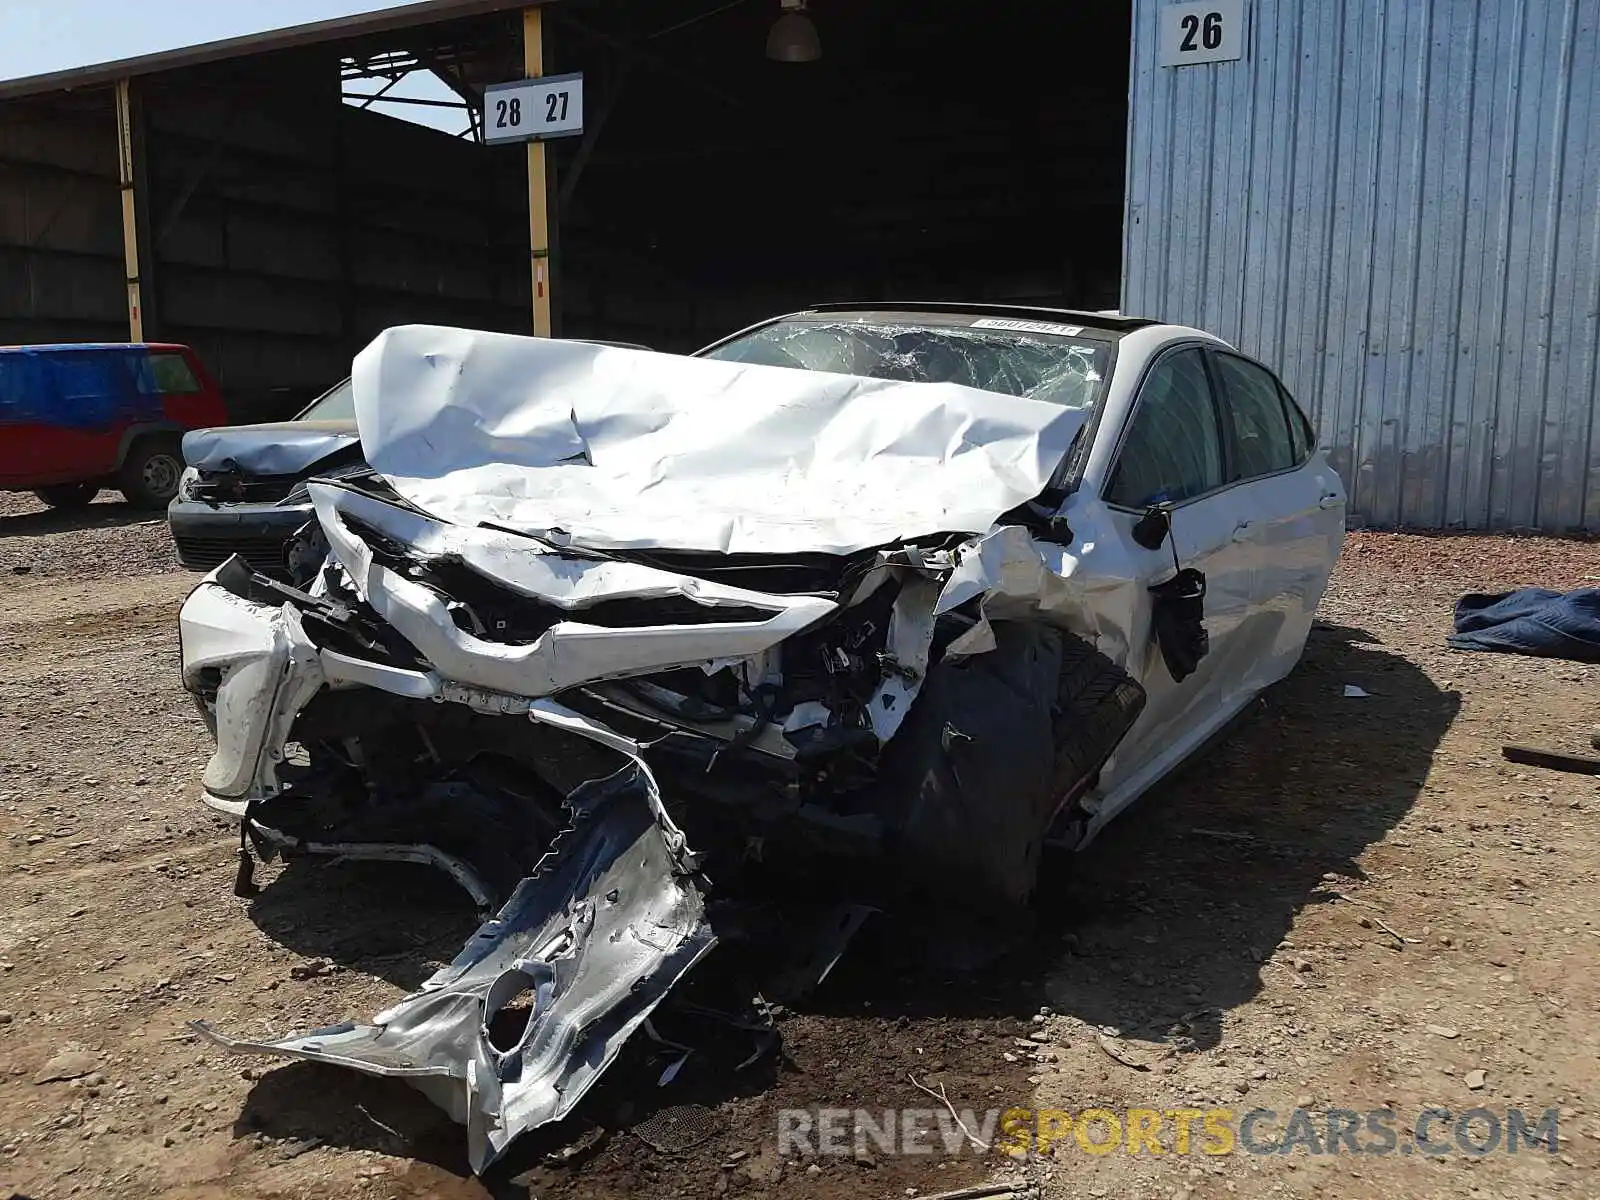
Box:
(879, 621), (1146, 914)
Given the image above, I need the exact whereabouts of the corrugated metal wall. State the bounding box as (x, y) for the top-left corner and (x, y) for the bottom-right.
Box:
(0, 95), (128, 346)
(142, 53), (533, 423)
(1124, 0), (1600, 531)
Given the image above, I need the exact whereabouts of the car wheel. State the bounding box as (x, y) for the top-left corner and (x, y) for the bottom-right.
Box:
(32, 483), (100, 509)
(1050, 630), (1149, 806)
(117, 438), (184, 509)
(880, 622), (1145, 914)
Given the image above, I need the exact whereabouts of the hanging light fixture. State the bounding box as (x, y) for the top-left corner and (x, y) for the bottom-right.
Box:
(766, 0), (821, 62)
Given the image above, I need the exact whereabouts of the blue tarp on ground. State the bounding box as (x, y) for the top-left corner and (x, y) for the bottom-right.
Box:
(1448, 588), (1600, 663)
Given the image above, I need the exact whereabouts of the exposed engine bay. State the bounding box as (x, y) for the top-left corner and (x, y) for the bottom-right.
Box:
(190, 469), (1143, 908)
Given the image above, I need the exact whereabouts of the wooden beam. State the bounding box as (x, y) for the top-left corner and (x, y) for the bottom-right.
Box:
(1502, 744), (1600, 776)
(114, 78), (144, 341)
(128, 85), (160, 340)
(524, 6), (551, 337)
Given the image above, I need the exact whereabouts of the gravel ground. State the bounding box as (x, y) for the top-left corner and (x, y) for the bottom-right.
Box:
(0, 492), (181, 580)
(1, 491), (1597, 1200)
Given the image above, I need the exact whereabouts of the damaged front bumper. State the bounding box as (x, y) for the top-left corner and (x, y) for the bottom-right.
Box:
(176, 479), (1149, 1172)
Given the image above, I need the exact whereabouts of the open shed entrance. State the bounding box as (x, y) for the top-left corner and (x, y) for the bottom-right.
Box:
(0, 1), (1131, 414)
(556, 0), (1132, 349)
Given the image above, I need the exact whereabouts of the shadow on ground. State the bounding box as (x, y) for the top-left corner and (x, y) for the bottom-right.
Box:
(0, 497), (159, 539)
(1026, 621), (1458, 1048)
(230, 621), (1455, 1195)
(247, 858), (480, 991)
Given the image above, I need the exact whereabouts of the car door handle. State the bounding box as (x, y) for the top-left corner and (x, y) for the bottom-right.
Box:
(1318, 493), (1342, 509)
(1231, 521), (1254, 542)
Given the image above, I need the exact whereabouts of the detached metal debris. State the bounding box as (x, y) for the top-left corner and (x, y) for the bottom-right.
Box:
(178, 316), (1343, 1170)
(199, 735), (712, 1172)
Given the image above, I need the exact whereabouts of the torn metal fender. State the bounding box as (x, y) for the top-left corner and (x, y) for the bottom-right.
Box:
(865, 575), (943, 742)
(934, 525), (1119, 663)
(181, 571), (447, 808)
(180, 583), (327, 801)
(194, 701), (715, 1175)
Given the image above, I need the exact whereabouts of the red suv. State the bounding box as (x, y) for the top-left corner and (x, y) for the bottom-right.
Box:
(0, 342), (229, 509)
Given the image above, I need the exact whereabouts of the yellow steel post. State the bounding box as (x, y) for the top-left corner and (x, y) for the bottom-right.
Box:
(114, 78), (144, 341)
(524, 7), (552, 337)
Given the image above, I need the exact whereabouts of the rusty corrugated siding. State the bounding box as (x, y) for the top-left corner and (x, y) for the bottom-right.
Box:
(1124, 0), (1600, 531)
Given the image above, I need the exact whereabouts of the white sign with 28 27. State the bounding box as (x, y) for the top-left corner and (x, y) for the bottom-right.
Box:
(1158, 0), (1245, 67)
(482, 72), (585, 145)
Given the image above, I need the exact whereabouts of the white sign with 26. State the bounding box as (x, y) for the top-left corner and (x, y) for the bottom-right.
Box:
(1158, 0), (1245, 68)
(482, 72), (585, 145)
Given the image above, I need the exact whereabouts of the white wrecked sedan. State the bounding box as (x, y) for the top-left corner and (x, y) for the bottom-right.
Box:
(177, 305), (1344, 1169)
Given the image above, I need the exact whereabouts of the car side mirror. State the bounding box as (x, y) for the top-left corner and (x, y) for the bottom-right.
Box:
(1132, 503), (1172, 551)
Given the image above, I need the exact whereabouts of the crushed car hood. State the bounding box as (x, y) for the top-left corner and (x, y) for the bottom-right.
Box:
(183, 420), (361, 475)
(351, 325), (1087, 555)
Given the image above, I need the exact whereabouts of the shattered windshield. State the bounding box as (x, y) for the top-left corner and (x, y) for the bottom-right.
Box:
(700, 318), (1111, 410)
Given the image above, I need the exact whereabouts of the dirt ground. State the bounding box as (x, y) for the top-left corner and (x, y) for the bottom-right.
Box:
(1, 492), (1597, 1200)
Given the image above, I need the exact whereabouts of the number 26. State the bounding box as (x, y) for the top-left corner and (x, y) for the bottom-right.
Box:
(1179, 11), (1224, 51)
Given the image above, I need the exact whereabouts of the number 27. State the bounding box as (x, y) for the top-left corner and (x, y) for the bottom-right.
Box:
(1179, 11), (1224, 51)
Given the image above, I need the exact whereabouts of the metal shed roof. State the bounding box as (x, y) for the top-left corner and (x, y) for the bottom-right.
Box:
(0, 0), (546, 101)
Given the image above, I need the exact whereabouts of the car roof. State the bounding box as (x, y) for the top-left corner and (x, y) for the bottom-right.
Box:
(792, 301), (1161, 334)
(0, 342), (191, 353)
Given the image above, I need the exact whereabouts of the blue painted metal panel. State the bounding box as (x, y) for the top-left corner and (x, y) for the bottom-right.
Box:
(0, 345), (162, 429)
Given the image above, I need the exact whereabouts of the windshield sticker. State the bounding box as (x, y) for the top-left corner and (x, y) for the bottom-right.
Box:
(970, 318), (1085, 337)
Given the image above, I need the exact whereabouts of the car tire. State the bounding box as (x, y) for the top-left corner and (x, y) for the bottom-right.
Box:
(32, 483), (100, 509)
(881, 621), (1145, 914)
(1050, 630), (1149, 805)
(117, 437), (184, 509)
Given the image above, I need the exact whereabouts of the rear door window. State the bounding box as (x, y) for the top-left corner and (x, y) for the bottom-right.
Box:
(1105, 347), (1225, 508)
(1211, 353), (1297, 480)
(1280, 382), (1315, 462)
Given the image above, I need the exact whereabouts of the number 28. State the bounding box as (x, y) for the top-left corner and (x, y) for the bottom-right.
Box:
(1179, 10), (1224, 51)
(494, 97), (522, 128)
